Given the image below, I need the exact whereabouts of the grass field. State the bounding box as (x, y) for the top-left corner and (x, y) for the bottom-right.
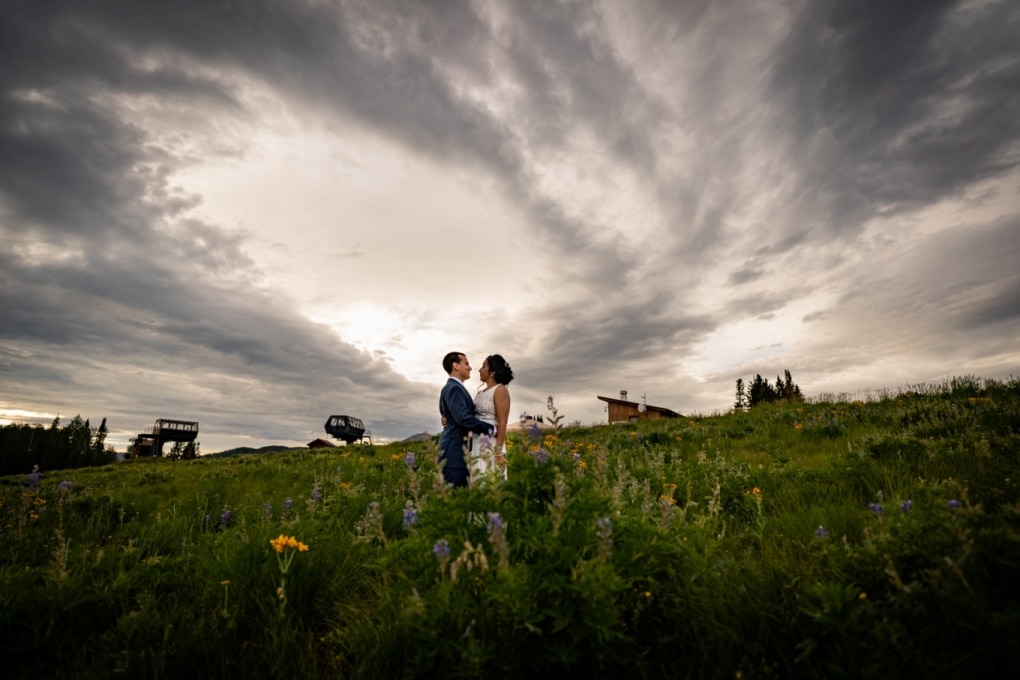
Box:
(2, 375), (1019, 678)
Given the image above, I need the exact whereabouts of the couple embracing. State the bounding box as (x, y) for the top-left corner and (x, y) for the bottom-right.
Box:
(438, 351), (514, 488)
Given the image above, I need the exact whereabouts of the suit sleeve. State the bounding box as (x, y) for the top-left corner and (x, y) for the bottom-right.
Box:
(447, 386), (495, 435)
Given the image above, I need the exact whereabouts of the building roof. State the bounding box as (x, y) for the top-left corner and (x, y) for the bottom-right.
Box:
(597, 395), (681, 418)
(307, 438), (336, 448)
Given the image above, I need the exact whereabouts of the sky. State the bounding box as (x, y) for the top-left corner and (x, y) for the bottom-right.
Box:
(2, 0), (1019, 453)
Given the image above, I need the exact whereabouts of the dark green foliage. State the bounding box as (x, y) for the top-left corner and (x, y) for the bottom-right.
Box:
(741, 370), (805, 408)
(0, 415), (116, 476)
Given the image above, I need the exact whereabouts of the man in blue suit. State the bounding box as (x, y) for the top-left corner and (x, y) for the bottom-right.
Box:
(438, 351), (495, 488)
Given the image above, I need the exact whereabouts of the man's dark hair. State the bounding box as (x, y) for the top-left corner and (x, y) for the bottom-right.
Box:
(485, 354), (514, 385)
(442, 352), (465, 374)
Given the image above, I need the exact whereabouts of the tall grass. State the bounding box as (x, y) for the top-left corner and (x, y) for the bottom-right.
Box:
(2, 376), (1019, 678)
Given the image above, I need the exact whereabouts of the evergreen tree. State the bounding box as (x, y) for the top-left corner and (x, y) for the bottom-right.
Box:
(734, 378), (747, 411)
(785, 370), (804, 401)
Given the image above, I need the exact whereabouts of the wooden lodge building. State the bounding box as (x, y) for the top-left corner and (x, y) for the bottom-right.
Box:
(598, 390), (681, 424)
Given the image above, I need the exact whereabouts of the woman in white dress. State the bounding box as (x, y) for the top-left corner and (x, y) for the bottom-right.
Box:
(470, 354), (513, 481)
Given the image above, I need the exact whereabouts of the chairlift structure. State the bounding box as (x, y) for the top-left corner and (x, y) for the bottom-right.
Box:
(130, 419), (199, 458)
(324, 415), (371, 445)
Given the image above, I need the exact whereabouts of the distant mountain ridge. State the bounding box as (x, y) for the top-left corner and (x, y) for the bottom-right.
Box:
(206, 445), (293, 457)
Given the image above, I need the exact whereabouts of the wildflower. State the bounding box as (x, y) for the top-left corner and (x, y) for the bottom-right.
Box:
(204, 514), (211, 529)
(577, 460), (588, 470)
(282, 497), (293, 515)
(487, 513), (509, 568)
(751, 486), (762, 496)
(528, 422), (541, 442)
(261, 501), (272, 522)
(532, 447), (548, 463)
(404, 452), (416, 468)
(403, 502), (418, 528)
(433, 538), (451, 561)
(433, 538), (451, 576)
(868, 503), (884, 515)
(814, 525), (830, 539)
(572, 452), (581, 462)
(269, 534), (310, 553)
(58, 480), (73, 493)
(947, 499), (962, 509)
(219, 508), (231, 529)
(309, 485), (322, 511)
(900, 500), (913, 513)
(25, 466), (41, 490)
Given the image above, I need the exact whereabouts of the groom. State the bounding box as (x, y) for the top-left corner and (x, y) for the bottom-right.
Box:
(438, 351), (494, 488)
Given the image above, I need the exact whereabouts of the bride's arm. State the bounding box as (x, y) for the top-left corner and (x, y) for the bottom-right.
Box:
(494, 385), (511, 462)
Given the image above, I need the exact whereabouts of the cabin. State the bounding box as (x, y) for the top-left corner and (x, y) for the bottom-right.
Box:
(307, 438), (336, 449)
(324, 415), (370, 444)
(130, 418), (199, 457)
(597, 391), (680, 424)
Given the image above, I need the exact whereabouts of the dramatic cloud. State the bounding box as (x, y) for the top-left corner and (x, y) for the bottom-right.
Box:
(2, 0), (1018, 451)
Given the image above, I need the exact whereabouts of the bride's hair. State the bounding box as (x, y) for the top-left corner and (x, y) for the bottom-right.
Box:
(485, 354), (514, 385)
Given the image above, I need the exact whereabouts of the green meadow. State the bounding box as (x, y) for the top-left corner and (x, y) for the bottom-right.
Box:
(2, 376), (1019, 678)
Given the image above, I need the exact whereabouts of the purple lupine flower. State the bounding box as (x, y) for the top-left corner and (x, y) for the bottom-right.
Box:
(486, 512), (504, 533)
(597, 517), (612, 534)
(404, 452), (416, 468)
(219, 508), (231, 529)
(572, 452), (582, 462)
(58, 480), (73, 493)
(868, 503), (884, 515)
(814, 525), (830, 539)
(947, 499), (962, 509)
(900, 500), (913, 513)
(529, 422), (542, 442)
(282, 497), (293, 515)
(533, 447), (548, 464)
(403, 504), (418, 528)
(433, 539), (450, 561)
(310, 485), (322, 511)
(25, 466), (41, 490)
(261, 501), (272, 521)
(204, 514), (211, 529)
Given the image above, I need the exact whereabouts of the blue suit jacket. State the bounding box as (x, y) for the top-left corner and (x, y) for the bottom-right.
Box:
(438, 377), (494, 470)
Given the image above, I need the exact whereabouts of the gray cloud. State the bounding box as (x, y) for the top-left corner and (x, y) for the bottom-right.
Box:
(2, 0), (1018, 446)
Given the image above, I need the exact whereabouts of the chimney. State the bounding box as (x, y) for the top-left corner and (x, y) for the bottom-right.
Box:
(620, 390), (628, 401)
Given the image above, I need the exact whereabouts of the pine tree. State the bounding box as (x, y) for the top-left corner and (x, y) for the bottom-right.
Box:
(785, 370), (804, 401)
(734, 378), (747, 411)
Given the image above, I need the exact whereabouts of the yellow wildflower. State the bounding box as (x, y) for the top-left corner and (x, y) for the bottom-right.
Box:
(751, 487), (762, 495)
(270, 534), (310, 553)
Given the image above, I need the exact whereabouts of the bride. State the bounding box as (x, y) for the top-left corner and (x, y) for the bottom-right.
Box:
(470, 354), (513, 481)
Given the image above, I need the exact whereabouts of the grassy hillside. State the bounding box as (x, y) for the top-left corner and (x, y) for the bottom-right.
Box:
(2, 376), (1019, 678)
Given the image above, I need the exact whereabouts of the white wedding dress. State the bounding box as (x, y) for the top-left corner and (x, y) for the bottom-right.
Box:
(470, 385), (507, 481)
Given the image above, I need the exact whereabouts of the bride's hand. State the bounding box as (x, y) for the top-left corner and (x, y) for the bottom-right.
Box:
(440, 416), (448, 427)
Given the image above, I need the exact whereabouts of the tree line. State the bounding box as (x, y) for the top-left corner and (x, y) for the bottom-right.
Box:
(733, 370), (804, 410)
(0, 416), (116, 477)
